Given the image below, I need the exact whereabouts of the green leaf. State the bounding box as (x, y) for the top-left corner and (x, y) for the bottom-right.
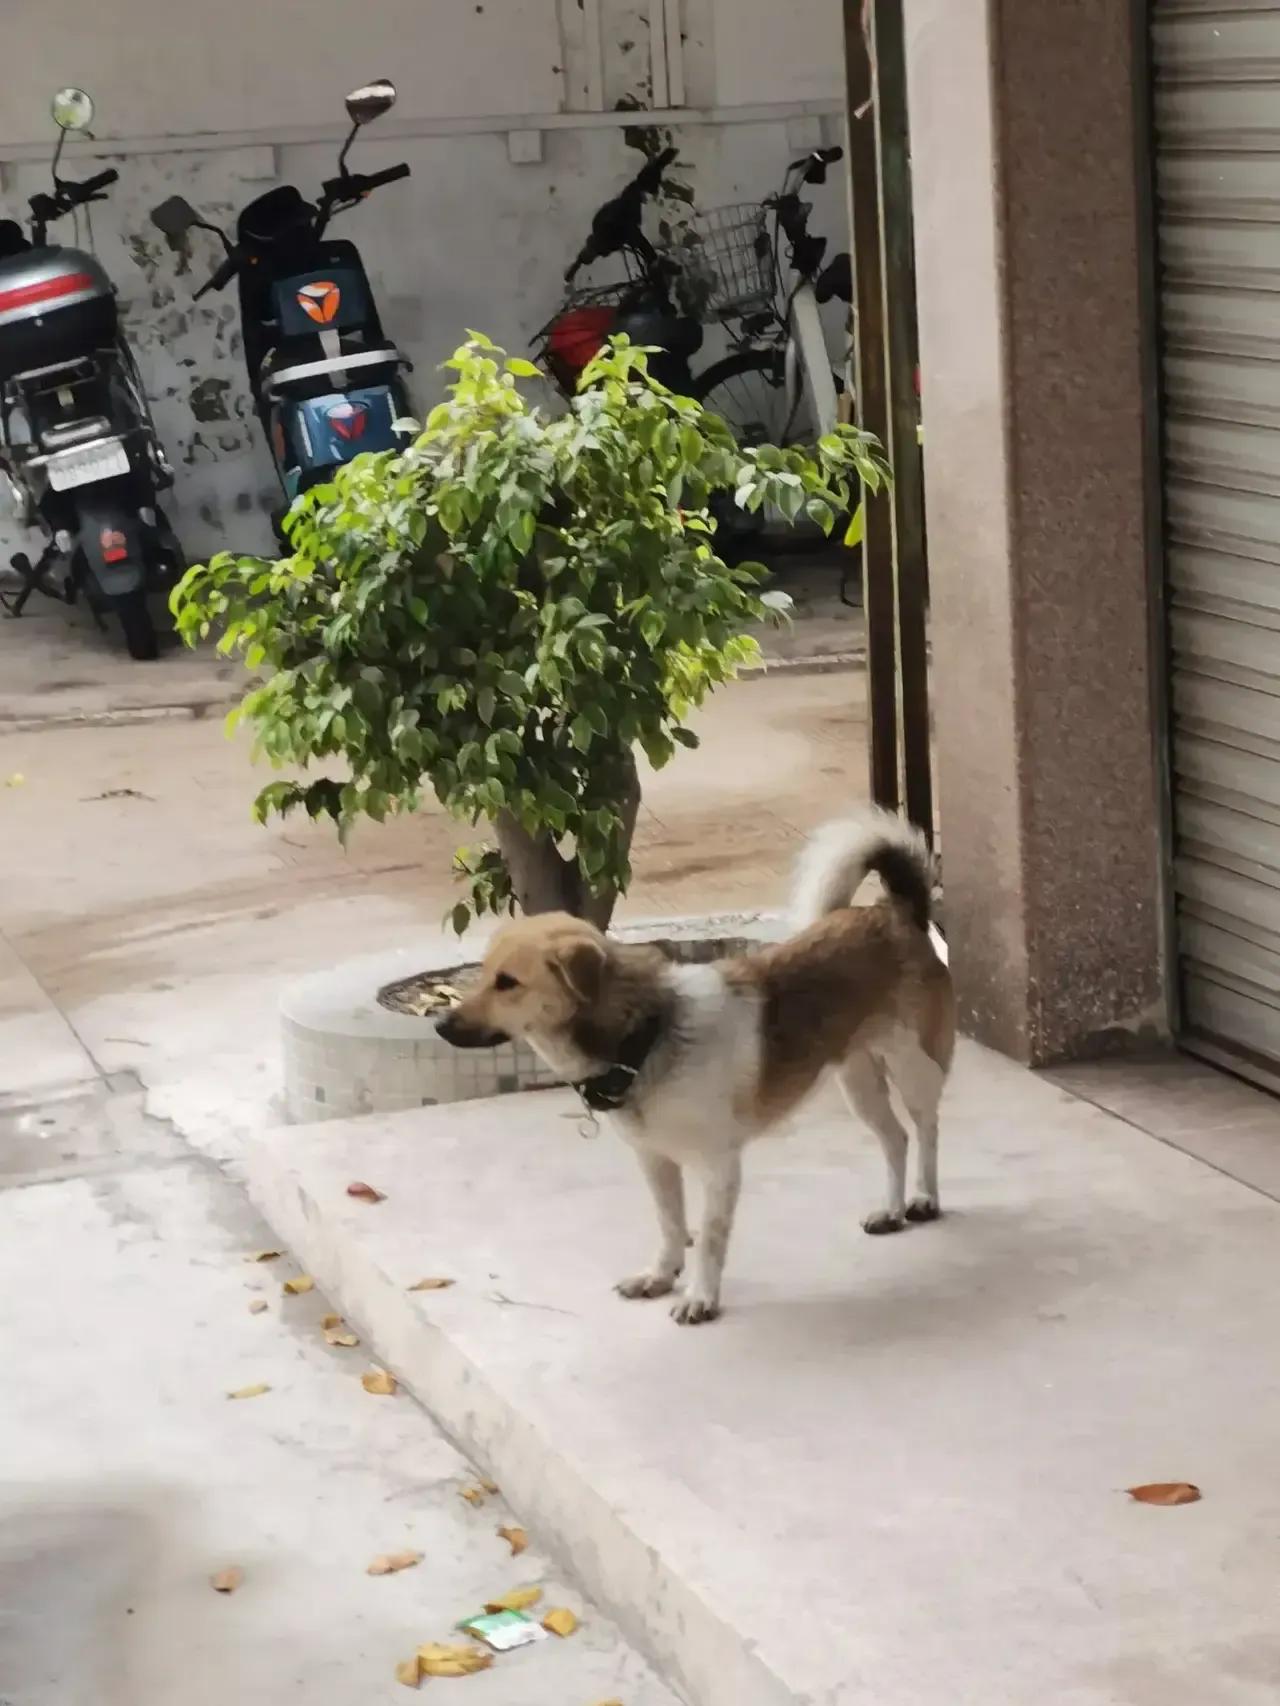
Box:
(451, 902), (471, 937)
(843, 502), (866, 548)
(569, 714), (594, 753)
(505, 356), (541, 377)
(476, 686), (496, 726)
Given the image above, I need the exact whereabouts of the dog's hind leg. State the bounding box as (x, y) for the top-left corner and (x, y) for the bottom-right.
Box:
(616, 1152), (688, 1301)
(672, 1153), (742, 1325)
(890, 1039), (946, 1223)
(838, 1054), (909, 1234)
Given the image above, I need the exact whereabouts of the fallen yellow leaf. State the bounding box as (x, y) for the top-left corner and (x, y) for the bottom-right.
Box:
(1127, 1481), (1201, 1506)
(460, 1484), (487, 1506)
(395, 1656), (422, 1688)
(210, 1566), (244, 1593)
(227, 1382), (270, 1400)
(362, 1368), (397, 1396)
(497, 1524), (528, 1556)
(480, 1478), (499, 1495)
(325, 1329), (359, 1348)
(247, 1300), (268, 1315)
(321, 1312), (342, 1330)
(484, 1585), (542, 1614)
(246, 1250), (282, 1263)
(541, 1606), (579, 1637)
(416, 1642), (492, 1677)
(368, 1549), (424, 1576)
(408, 1276), (455, 1292)
(4, 773), (24, 787)
(282, 1275), (314, 1295)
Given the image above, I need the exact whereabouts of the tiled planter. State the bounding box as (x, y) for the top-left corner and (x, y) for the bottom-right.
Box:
(281, 914), (775, 1125)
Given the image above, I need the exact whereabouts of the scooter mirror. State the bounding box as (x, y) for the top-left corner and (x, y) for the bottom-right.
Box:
(150, 195), (202, 238)
(345, 79), (397, 126)
(51, 88), (94, 132)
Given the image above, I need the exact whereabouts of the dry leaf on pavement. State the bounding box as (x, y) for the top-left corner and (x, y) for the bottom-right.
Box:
(227, 1382), (270, 1400)
(362, 1368), (397, 1396)
(247, 1300), (268, 1315)
(210, 1566), (244, 1593)
(368, 1549), (424, 1576)
(282, 1275), (314, 1295)
(347, 1181), (386, 1203)
(408, 1277), (455, 1292)
(460, 1484), (487, 1506)
(321, 1312), (342, 1329)
(395, 1656), (422, 1688)
(325, 1328), (359, 1348)
(484, 1585), (542, 1614)
(496, 1524), (527, 1556)
(541, 1607), (579, 1637)
(416, 1642), (493, 1677)
(245, 1250), (282, 1263)
(480, 1478), (499, 1495)
(1127, 1481), (1201, 1506)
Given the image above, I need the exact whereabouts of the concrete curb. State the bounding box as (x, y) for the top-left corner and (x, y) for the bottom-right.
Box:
(244, 1123), (802, 1706)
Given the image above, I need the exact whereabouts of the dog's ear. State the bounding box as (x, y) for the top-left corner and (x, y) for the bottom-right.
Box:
(549, 937), (607, 1005)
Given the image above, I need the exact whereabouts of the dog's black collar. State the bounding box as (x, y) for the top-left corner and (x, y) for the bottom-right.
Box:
(573, 1012), (664, 1113)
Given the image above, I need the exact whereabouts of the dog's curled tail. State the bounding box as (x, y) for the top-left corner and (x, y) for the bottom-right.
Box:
(792, 809), (934, 932)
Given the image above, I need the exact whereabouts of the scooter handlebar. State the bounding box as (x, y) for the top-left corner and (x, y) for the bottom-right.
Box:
(359, 163), (411, 191)
(194, 249), (242, 300)
(78, 168), (119, 197)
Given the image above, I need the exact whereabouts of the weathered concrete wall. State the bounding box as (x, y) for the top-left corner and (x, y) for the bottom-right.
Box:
(0, 0), (847, 563)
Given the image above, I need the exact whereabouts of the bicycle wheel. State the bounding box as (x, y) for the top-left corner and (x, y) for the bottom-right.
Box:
(694, 346), (846, 447)
(693, 347), (793, 447)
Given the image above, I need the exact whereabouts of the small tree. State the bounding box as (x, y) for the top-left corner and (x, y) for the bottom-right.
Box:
(173, 335), (888, 931)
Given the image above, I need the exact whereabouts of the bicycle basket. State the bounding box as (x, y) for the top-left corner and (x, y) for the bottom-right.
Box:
(687, 204), (774, 321)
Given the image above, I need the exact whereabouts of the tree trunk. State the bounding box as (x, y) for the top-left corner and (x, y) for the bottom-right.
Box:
(494, 751), (641, 931)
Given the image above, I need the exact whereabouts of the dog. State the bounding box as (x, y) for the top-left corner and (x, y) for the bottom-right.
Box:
(437, 809), (954, 1323)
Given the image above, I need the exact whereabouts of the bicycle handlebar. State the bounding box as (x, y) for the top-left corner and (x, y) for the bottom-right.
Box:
(565, 145), (679, 281)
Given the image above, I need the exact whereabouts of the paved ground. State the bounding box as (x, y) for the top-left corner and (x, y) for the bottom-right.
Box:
(0, 613), (867, 1144)
(0, 1079), (679, 1706)
(247, 1057), (1280, 1706)
(0, 606), (865, 1706)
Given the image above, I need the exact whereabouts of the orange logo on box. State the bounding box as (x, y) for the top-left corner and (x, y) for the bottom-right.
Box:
(296, 280), (341, 324)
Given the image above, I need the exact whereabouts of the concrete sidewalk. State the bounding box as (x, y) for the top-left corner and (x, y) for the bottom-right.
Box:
(247, 1043), (1280, 1706)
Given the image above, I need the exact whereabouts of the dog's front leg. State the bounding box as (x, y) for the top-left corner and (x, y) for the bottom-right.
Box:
(672, 1153), (742, 1325)
(616, 1151), (687, 1301)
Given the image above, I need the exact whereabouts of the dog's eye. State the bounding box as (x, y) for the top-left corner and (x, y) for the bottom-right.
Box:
(493, 973), (520, 992)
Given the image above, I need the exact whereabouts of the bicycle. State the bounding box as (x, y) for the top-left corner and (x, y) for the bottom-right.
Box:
(535, 144), (852, 451)
(687, 145), (852, 450)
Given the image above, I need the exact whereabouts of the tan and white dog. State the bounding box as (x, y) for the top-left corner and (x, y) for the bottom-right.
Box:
(437, 809), (954, 1324)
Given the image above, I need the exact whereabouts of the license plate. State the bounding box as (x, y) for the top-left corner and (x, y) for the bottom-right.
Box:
(46, 437), (130, 492)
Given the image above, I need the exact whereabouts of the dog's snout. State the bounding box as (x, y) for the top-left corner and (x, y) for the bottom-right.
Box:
(435, 1010), (508, 1050)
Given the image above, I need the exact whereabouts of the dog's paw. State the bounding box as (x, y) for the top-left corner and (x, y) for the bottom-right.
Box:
(671, 1292), (720, 1326)
(905, 1195), (941, 1224)
(862, 1210), (906, 1236)
(615, 1271), (678, 1301)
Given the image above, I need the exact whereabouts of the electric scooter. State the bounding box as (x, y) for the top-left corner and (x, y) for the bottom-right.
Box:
(151, 80), (412, 523)
(0, 88), (183, 659)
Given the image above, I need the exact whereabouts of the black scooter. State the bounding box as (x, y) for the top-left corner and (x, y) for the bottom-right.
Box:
(151, 79), (411, 528)
(0, 88), (182, 659)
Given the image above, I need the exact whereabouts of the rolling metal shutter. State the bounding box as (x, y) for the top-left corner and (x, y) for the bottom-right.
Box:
(1154, 1), (1280, 1080)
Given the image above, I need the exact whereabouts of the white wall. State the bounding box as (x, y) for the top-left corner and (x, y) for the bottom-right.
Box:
(0, 1), (846, 561)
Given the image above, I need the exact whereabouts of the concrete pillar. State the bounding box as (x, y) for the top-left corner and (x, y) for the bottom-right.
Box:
(901, 0), (1165, 1063)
